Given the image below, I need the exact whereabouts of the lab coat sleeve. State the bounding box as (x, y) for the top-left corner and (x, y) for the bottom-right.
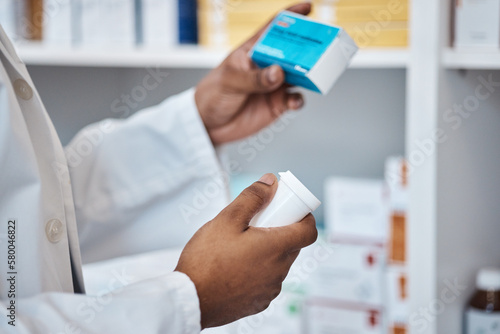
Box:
(67, 88), (230, 262)
(2, 272), (201, 334)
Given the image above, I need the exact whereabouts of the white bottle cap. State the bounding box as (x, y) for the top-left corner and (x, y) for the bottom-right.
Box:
(477, 268), (500, 291)
(278, 171), (321, 211)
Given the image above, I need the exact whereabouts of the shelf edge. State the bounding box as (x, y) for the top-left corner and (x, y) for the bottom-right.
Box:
(17, 44), (409, 69)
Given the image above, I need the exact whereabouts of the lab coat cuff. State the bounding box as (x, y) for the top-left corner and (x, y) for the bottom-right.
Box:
(168, 271), (202, 334)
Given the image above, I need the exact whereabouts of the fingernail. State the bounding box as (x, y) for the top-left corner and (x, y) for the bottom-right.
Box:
(289, 96), (304, 110)
(258, 174), (275, 186)
(266, 66), (281, 85)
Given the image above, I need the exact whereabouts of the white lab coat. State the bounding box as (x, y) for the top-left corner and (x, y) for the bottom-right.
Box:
(0, 25), (229, 333)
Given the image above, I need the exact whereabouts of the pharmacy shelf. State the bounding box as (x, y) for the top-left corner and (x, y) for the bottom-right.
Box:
(17, 44), (228, 69)
(17, 43), (409, 69)
(350, 48), (409, 68)
(443, 48), (500, 69)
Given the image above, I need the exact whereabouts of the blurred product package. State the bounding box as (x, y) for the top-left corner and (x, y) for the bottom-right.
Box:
(311, 0), (409, 48)
(43, 0), (72, 46)
(385, 267), (409, 333)
(322, 177), (388, 333)
(25, 0), (43, 40)
(227, 237), (334, 334)
(178, 0), (197, 43)
(24, 0), (183, 47)
(141, 0), (178, 48)
(198, 0), (298, 48)
(0, 0), (18, 41)
(385, 156), (410, 334)
(78, 0), (136, 47)
(325, 178), (388, 243)
(320, 156), (410, 334)
(304, 300), (384, 334)
(454, 0), (500, 49)
(307, 242), (386, 306)
(385, 156), (409, 217)
(8, 0), (42, 41)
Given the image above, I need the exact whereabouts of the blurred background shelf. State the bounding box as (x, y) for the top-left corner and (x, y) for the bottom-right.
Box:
(443, 48), (500, 69)
(351, 48), (409, 68)
(17, 44), (227, 68)
(18, 43), (409, 69)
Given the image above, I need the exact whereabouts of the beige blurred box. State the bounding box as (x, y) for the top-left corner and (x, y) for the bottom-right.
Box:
(198, 0), (297, 48)
(311, 0), (409, 47)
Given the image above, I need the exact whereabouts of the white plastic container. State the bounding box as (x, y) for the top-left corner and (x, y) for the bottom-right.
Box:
(250, 171), (321, 228)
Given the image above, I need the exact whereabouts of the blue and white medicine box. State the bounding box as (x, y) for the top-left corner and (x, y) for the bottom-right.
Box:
(249, 11), (358, 94)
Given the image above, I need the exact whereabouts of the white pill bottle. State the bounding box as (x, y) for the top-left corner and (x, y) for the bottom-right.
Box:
(250, 171), (321, 228)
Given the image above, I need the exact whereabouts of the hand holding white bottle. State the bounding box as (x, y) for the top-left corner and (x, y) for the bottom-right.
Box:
(250, 171), (321, 228)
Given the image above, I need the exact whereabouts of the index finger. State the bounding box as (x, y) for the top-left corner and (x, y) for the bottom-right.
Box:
(240, 2), (313, 50)
(269, 213), (318, 253)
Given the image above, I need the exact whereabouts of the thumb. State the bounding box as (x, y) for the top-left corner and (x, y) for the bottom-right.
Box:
(220, 173), (278, 231)
(224, 65), (285, 93)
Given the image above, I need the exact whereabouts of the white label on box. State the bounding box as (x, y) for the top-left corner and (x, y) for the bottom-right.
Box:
(455, 0), (500, 48)
(307, 243), (385, 306)
(325, 178), (389, 243)
(466, 308), (500, 334)
(305, 302), (384, 334)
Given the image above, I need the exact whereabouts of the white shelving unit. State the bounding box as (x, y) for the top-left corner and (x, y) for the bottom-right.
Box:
(409, 1), (500, 334)
(18, 44), (228, 68)
(17, 1), (500, 333)
(443, 48), (500, 69)
(18, 43), (409, 69)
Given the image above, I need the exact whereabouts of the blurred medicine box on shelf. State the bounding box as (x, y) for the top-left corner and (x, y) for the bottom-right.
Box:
(324, 177), (388, 244)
